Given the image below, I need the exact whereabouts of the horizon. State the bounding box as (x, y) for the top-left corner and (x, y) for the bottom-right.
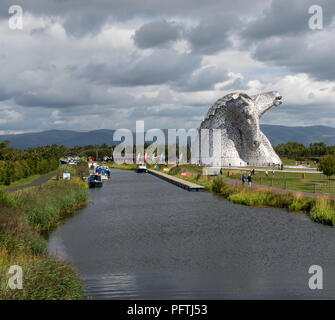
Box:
(1, 123), (335, 137)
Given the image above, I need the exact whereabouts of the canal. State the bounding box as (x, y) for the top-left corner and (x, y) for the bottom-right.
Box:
(48, 169), (335, 299)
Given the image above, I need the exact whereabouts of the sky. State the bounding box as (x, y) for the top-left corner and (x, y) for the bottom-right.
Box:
(0, 0), (334, 134)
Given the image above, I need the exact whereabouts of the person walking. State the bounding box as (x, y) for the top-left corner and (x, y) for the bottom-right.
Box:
(247, 174), (252, 186)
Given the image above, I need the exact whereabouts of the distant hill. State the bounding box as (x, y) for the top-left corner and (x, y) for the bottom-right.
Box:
(261, 125), (335, 146)
(0, 125), (335, 149)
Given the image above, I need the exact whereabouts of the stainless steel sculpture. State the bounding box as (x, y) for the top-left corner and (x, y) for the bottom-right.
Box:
(196, 91), (283, 167)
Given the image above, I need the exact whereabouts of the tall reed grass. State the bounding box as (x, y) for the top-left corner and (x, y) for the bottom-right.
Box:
(0, 177), (87, 299)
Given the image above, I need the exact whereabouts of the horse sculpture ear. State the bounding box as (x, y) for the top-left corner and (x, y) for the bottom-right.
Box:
(239, 93), (252, 106)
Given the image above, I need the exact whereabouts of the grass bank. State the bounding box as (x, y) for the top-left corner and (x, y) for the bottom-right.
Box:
(224, 169), (334, 194)
(108, 163), (137, 170)
(163, 164), (335, 228)
(0, 171), (88, 299)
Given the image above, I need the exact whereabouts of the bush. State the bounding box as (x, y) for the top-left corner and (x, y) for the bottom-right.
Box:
(212, 175), (226, 193)
(310, 197), (335, 226)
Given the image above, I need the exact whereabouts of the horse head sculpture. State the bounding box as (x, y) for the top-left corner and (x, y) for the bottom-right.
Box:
(196, 91), (283, 166)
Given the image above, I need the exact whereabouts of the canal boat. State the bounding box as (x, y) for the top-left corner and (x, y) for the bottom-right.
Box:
(136, 163), (147, 173)
(96, 166), (111, 180)
(88, 174), (103, 188)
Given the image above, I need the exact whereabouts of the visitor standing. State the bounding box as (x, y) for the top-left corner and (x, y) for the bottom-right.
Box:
(242, 173), (246, 185)
(247, 174), (252, 186)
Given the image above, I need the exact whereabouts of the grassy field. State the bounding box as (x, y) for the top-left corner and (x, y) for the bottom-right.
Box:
(0, 169), (88, 299)
(225, 169), (334, 194)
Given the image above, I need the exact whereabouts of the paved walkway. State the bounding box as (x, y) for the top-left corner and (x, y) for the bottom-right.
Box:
(225, 177), (335, 200)
(148, 169), (204, 191)
(6, 172), (57, 192)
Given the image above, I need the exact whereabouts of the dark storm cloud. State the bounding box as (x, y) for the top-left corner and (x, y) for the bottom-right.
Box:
(0, 0), (267, 36)
(241, 0), (335, 42)
(238, 0), (335, 81)
(133, 20), (182, 49)
(186, 14), (239, 55)
(82, 49), (202, 86)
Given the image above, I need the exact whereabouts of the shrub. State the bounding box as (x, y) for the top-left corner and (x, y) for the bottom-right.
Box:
(310, 197), (335, 226)
(212, 175), (226, 193)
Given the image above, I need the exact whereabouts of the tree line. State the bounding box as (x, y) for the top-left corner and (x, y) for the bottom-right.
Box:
(275, 142), (335, 157)
(0, 142), (63, 185)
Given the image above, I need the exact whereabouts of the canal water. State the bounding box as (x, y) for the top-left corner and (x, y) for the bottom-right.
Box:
(48, 169), (335, 299)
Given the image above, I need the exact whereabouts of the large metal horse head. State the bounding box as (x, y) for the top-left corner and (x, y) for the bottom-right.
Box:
(197, 91), (283, 166)
(225, 91), (282, 151)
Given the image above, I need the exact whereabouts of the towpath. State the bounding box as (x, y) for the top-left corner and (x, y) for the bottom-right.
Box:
(6, 172), (57, 192)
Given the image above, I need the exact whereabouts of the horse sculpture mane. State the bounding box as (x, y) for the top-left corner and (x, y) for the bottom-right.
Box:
(195, 91), (283, 167)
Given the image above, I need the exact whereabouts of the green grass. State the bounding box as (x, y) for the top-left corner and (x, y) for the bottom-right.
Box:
(212, 175), (226, 193)
(108, 163), (137, 170)
(0, 195), (85, 299)
(3, 174), (44, 190)
(310, 197), (335, 226)
(0, 170), (88, 299)
(8, 178), (88, 231)
(226, 170), (335, 194)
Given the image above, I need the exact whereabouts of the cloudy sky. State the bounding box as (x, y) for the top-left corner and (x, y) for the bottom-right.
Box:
(0, 0), (334, 134)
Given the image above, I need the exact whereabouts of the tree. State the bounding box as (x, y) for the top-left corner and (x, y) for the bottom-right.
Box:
(309, 142), (327, 156)
(318, 155), (335, 177)
(275, 142), (307, 157)
(318, 155), (335, 190)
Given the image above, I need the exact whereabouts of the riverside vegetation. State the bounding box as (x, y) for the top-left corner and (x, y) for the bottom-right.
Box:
(0, 163), (89, 299)
(164, 164), (335, 228)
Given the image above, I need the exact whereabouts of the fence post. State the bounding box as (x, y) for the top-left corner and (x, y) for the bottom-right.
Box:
(314, 184), (316, 193)
(260, 177), (262, 185)
(271, 178), (273, 187)
(284, 180), (287, 189)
